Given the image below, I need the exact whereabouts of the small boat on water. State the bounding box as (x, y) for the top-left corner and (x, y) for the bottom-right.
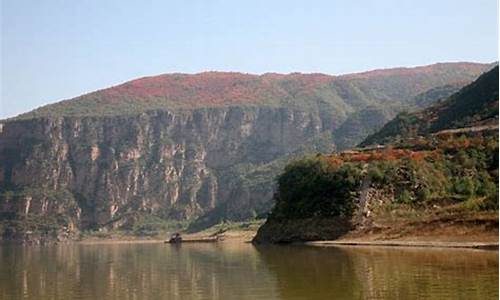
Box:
(165, 233), (224, 244)
(168, 233), (183, 243)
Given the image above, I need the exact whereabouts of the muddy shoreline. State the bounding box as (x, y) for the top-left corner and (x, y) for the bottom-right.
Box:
(303, 240), (499, 250)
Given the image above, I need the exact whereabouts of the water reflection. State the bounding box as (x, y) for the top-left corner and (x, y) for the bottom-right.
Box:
(0, 243), (497, 300)
(1, 243), (280, 300)
(255, 245), (364, 299)
(343, 246), (499, 300)
(255, 245), (498, 299)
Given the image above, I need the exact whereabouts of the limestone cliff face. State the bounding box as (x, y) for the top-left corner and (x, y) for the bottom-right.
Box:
(0, 107), (334, 237)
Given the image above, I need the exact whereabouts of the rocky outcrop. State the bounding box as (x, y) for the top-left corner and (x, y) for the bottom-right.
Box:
(252, 217), (353, 243)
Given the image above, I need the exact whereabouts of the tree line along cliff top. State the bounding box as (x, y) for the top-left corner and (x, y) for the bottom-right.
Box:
(11, 62), (494, 120)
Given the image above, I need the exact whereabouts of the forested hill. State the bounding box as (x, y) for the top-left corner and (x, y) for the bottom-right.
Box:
(361, 66), (499, 146)
(13, 62), (491, 120)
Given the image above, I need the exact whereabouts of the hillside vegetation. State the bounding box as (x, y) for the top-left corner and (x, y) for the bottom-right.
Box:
(14, 63), (490, 120)
(272, 133), (498, 221)
(254, 129), (498, 243)
(254, 64), (499, 243)
(361, 66), (499, 146)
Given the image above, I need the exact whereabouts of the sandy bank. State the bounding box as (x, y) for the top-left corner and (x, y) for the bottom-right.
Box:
(303, 240), (498, 250)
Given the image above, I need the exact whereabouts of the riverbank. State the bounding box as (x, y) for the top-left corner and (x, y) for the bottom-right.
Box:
(342, 209), (499, 244)
(77, 230), (257, 245)
(77, 223), (498, 252)
(77, 220), (264, 245)
(76, 232), (498, 251)
(8, 211), (497, 250)
(253, 207), (499, 249)
(304, 240), (498, 250)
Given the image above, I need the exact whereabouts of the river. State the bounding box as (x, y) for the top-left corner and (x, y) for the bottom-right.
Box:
(0, 242), (497, 299)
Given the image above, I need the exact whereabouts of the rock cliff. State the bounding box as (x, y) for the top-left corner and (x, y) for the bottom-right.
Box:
(0, 107), (335, 239)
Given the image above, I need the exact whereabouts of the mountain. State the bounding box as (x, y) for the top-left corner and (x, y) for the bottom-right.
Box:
(361, 66), (499, 146)
(254, 68), (499, 243)
(331, 82), (466, 150)
(0, 62), (493, 242)
(15, 62), (490, 120)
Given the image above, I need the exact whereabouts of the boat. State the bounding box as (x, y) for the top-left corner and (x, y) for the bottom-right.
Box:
(167, 233), (182, 243)
(165, 233), (224, 244)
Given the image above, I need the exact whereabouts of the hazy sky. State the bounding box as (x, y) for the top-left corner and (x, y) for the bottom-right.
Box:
(1, 0), (498, 118)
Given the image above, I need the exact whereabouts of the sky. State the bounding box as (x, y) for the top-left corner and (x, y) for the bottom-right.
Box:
(1, 0), (498, 118)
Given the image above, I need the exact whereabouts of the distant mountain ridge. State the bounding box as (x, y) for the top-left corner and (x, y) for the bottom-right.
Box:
(361, 66), (499, 146)
(15, 62), (492, 120)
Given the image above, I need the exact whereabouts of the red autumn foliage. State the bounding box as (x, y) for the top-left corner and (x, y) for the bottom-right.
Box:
(333, 147), (438, 164)
(320, 155), (344, 169)
(342, 62), (486, 80)
(437, 137), (473, 150)
(100, 72), (335, 106)
(87, 63), (485, 108)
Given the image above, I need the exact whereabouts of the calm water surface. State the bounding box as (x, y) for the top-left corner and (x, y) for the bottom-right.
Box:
(0, 242), (497, 299)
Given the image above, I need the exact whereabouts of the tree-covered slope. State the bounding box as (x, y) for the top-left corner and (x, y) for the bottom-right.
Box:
(13, 62), (491, 120)
(408, 83), (463, 108)
(361, 66), (499, 146)
(254, 131), (499, 243)
(331, 83), (464, 150)
(254, 65), (499, 243)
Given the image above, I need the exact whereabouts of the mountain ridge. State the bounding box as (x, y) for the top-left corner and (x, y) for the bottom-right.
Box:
(360, 65), (499, 146)
(12, 62), (494, 120)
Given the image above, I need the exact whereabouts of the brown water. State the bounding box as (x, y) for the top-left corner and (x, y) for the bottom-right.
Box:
(0, 242), (497, 300)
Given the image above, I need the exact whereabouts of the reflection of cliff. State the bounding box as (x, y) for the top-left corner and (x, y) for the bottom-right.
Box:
(0, 243), (281, 300)
(0, 244), (498, 299)
(163, 243), (282, 299)
(255, 245), (364, 299)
